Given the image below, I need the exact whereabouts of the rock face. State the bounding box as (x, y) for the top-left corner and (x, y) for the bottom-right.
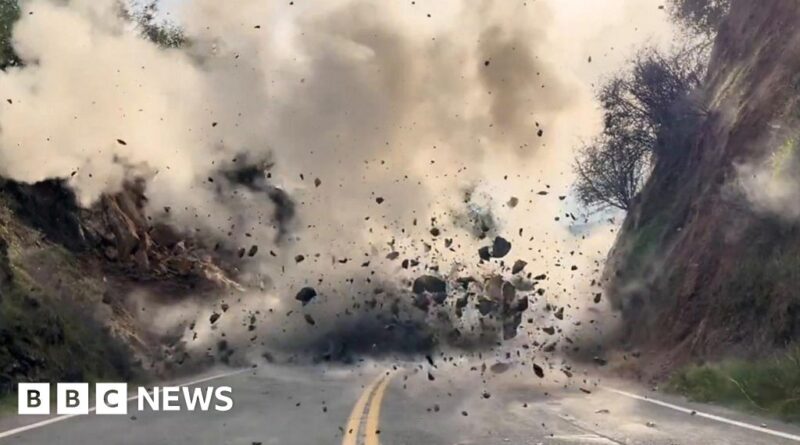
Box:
(1, 178), (238, 290)
(0, 225), (136, 396)
(0, 176), (249, 392)
(604, 0), (800, 366)
(1, 178), (90, 250)
(0, 236), (11, 289)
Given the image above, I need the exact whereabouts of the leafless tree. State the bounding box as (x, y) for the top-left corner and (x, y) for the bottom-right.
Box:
(574, 45), (707, 211)
(668, 0), (731, 38)
(574, 134), (651, 211)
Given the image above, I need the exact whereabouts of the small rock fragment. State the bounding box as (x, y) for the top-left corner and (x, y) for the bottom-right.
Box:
(412, 275), (446, 294)
(511, 260), (527, 274)
(492, 236), (511, 258)
(295, 287), (317, 305)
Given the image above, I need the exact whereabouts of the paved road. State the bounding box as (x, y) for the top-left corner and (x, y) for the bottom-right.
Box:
(2, 361), (800, 444)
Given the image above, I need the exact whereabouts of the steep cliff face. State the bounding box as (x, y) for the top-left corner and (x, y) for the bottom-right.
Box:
(606, 0), (800, 372)
(1, 179), (240, 291)
(0, 191), (136, 398)
(0, 177), (246, 397)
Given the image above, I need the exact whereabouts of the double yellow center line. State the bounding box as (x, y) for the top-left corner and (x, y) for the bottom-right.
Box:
(341, 371), (395, 445)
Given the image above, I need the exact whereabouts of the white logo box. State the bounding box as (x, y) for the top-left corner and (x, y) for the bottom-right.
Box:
(18, 383), (128, 415)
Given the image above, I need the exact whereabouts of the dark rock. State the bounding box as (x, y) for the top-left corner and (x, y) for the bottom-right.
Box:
(412, 275), (446, 294)
(295, 287), (317, 306)
(411, 293), (430, 311)
(490, 362), (510, 374)
(476, 297), (496, 316)
(491, 236), (511, 258)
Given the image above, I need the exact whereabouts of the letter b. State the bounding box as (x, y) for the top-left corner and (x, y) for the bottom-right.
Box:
(18, 383), (50, 415)
(57, 383), (89, 415)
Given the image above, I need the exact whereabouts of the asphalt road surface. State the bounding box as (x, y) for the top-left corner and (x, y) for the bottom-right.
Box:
(2, 362), (800, 445)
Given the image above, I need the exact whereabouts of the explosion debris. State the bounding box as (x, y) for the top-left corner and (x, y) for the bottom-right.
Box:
(412, 275), (447, 295)
(0, 0), (623, 371)
(295, 287), (317, 306)
(512, 260), (528, 274)
(491, 236), (512, 258)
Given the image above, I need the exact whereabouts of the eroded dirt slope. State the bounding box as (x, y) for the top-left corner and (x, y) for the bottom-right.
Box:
(605, 0), (800, 375)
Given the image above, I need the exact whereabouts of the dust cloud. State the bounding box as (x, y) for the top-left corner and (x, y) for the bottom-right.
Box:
(0, 0), (674, 362)
(736, 134), (800, 222)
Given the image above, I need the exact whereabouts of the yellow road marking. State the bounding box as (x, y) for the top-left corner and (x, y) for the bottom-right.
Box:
(363, 373), (393, 445)
(341, 373), (386, 445)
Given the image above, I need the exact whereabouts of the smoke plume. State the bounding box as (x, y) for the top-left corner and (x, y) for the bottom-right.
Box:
(0, 0), (674, 362)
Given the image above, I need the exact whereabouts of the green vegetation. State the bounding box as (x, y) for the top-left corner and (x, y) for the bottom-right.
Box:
(626, 215), (669, 268)
(0, 0), (20, 69)
(0, 199), (137, 404)
(0, 0), (183, 73)
(668, 348), (800, 423)
(0, 267), (136, 401)
(717, 222), (800, 320)
(130, 1), (185, 48)
(771, 135), (799, 178)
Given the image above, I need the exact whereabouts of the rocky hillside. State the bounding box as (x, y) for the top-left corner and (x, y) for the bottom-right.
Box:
(605, 0), (800, 374)
(0, 179), (241, 400)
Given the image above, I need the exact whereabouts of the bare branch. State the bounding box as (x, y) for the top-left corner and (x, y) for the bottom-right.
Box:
(573, 41), (707, 211)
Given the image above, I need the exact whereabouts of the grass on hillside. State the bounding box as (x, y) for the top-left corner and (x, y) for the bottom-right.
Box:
(0, 236), (137, 410)
(667, 347), (800, 423)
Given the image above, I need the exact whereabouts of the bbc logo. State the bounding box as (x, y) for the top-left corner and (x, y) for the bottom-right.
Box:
(18, 383), (128, 415)
(19, 383), (234, 415)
